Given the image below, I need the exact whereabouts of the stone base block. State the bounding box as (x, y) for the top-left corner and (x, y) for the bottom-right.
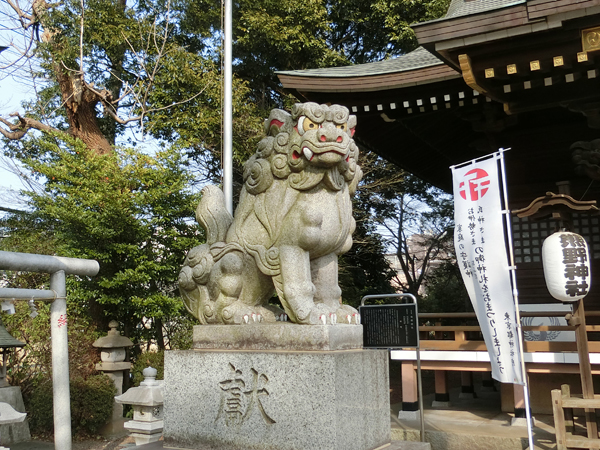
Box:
(130, 432), (163, 446)
(164, 349), (390, 450)
(124, 419), (164, 435)
(193, 324), (363, 351)
(431, 400), (451, 408)
(0, 386), (30, 445)
(458, 392), (476, 400)
(397, 410), (420, 421)
(388, 441), (431, 450)
(510, 416), (535, 427)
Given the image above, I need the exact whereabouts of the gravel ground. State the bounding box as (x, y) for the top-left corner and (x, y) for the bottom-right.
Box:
(72, 435), (135, 450)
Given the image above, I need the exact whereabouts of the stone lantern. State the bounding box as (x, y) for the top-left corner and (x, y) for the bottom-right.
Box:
(115, 366), (164, 446)
(93, 320), (133, 421)
(0, 319), (25, 388)
(0, 318), (30, 446)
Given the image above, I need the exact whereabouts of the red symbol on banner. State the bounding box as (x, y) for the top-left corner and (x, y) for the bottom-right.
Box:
(57, 314), (67, 328)
(459, 168), (490, 201)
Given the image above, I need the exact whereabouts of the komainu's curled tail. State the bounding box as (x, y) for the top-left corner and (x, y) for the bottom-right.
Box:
(195, 186), (233, 245)
(178, 186), (233, 323)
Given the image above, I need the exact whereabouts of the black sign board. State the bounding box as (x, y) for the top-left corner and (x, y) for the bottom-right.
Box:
(359, 304), (419, 348)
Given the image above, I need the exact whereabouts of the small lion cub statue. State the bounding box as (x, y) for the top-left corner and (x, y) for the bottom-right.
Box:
(179, 103), (363, 325)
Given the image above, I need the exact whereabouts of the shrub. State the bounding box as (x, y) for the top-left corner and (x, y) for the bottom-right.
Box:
(164, 315), (195, 350)
(3, 299), (102, 402)
(28, 374), (116, 437)
(131, 351), (164, 386)
(71, 375), (116, 435)
(27, 378), (53, 436)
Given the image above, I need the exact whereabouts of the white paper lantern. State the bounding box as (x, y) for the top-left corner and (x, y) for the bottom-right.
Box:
(542, 231), (591, 302)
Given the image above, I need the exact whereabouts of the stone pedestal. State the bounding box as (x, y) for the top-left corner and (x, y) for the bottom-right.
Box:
(0, 386), (30, 445)
(164, 324), (390, 450)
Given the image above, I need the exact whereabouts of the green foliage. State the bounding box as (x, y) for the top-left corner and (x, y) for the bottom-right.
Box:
(163, 314), (195, 350)
(0, 299), (102, 398)
(369, 0), (452, 58)
(339, 183), (396, 306)
(145, 52), (264, 173)
(1, 300), (114, 439)
(337, 151), (402, 307)
(1, 304), (52, 402)
(131, 350), (164, 386)
(71, 375), (117, 435)
(27, 381), (54, 436)
(350, 151), (457, 303)
(233, 0), (346, 107)
(28, 374), (116, 437)
(233, 0), (452, 106)
(3, 134), (201, 345)
(421, 260), (471, 314)
(173, 0), (452, 108)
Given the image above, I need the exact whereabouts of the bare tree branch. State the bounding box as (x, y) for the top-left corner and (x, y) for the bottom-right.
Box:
(0, 112), (58, 139)
(0, 0), (209, 150)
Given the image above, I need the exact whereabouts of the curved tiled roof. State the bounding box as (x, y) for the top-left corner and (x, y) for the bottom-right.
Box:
(276, 47), (443, 79)
(444, 0), (525, 19)
(412, 0), (526, 28)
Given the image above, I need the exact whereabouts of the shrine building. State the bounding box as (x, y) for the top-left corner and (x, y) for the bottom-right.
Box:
(278, 0), (600, 418)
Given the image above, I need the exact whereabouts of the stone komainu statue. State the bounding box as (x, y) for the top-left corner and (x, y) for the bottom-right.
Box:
(178, 103), (363, 325)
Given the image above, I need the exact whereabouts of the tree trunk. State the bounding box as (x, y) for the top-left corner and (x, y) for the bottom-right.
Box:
(56, 69), (113, 155)
(155, 318), (166, 350)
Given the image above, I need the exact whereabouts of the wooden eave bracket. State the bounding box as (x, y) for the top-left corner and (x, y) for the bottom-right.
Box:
(458, 53), (507, 107)
(513, 191), (599, 219)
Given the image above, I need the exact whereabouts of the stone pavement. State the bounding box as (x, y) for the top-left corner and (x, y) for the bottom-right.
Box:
(391, 385), (558, 450)
(392, 406), (557, 450)
(6, 409), (557, 450)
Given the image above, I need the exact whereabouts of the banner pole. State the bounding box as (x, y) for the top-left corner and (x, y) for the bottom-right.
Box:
(450, 153), (496, 171)
(498, 149), (535, 449)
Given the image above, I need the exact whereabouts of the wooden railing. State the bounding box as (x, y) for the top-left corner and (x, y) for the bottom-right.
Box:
(552, 384), (600, 450)
(415, 311), (600, 353)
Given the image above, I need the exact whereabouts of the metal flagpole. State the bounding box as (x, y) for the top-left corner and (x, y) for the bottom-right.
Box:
(498, 149), (535, 450)
(223, 0), (233, 215)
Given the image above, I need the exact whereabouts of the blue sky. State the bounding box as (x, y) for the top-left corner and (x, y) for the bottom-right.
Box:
(0, 74), (35, 210)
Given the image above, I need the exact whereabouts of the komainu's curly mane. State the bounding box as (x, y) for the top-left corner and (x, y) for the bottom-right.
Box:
(242, 104), (361, 196)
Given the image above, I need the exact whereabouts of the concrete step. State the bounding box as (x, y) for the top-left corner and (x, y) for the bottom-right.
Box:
(388, 440), (432, 450)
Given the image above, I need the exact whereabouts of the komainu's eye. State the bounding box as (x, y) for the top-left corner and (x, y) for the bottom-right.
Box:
(303, 118), (318, 132)
(336, 123), (347, 131)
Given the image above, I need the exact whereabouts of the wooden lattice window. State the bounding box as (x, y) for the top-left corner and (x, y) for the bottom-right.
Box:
(511, 214), (600, 263)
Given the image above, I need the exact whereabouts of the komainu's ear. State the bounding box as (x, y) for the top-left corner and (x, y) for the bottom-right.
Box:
(264, 109), (292, 136)
(348, 115), (357, 137)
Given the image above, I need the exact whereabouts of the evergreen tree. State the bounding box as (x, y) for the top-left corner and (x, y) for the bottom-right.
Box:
(1, 134), (200, 346)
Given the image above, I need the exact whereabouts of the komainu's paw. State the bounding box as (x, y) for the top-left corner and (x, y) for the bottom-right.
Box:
(219, 301), (282, 324)
(259, 304), (286, 322)
(336, 304), (360, 325)
(292, 303), (359, 325)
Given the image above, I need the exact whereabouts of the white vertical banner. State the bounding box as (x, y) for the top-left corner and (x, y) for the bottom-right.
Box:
(452, 152), (523, 384)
